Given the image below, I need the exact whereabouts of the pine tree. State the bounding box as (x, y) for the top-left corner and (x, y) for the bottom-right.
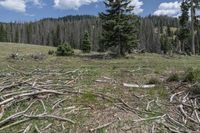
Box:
(0, 25), (7, 42)
(160, 35), (172, 54)
(52, 25), (61, 47)
(82, 31), (92, 53)
(178, 0), (190, 53)
(56, 43), (74, 56)
(99, 0), (139, 56)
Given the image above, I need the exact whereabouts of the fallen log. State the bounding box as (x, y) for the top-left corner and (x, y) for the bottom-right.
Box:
(123, 83), (155, 88)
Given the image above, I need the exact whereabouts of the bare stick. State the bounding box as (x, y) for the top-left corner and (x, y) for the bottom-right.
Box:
(23, 123), (32, 133)
(23, 114), (75, 124)
(34, 125), (42, 133)
(146, 100), (154, 111)
(0, 118), (30, 131)
(39, 100), (47, 113)
(0, 101), (35, 127)
(90, 120), (116, 132)
(133, 115), (166, 123)
(52, 98), (66, 110)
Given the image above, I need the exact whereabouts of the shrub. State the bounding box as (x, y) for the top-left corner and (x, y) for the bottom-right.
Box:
(183, 68), (200, 83)
(48, 50), (54, 55)
(81, 31), (91, 53)
(56, 43), (74, 56)
(167, 73), (180, 82)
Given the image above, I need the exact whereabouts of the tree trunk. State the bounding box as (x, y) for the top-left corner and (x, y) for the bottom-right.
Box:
(191, 0), (195, 55)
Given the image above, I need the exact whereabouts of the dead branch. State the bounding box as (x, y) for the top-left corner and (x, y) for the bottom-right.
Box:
(146, 100), (155, 111)
(133, 114), (166, 123)
(123, 83), (155, 88)
(0, 101), (36, 127)
(52, 98), (66, 110)
(0, 78), (32, 92)
(23, 123), (32, 133)
(23, 114), (75, 124)
(34, 125), (42, 133)
(39, 100), (47, 113)
(0, 118), (30, 131)
(90, 120), (117, 132)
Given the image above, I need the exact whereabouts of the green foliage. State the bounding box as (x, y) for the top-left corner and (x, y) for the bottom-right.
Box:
(82, 91), (96, 103)
(100, 0), (139, 56)
(167, 73), (180, 82)
(48, 50), (55, 55)
(52, 25), (61, 47)
(0, 25), (7, 42)
(160, 35), (172, 54)
(82, 31), (92, 53)
(56, 43), (74, 56)
(178, 1), (190, 53)
(184, 68), (200, 82)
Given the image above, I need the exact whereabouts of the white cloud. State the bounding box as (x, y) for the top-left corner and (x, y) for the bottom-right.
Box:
(54, 0), (98, 10)
(0, 0), (43, 13)
(0, 0), (26, 12)
(153, 1), (181, 17)
(129, 0), (144, 15)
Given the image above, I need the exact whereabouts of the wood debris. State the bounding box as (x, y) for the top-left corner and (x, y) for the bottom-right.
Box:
(123, 83), (155, 88)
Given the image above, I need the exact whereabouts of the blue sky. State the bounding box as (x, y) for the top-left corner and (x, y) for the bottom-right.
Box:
(0, 0), (181, 22)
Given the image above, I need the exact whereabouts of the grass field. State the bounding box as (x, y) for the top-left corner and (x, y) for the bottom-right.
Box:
(0, 42), (200, 132)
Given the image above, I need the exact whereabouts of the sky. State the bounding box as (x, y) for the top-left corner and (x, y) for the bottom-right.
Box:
(0, 0), (182, 22)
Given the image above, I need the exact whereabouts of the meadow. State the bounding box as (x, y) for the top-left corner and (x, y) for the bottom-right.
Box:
(0, 42), (200, 132)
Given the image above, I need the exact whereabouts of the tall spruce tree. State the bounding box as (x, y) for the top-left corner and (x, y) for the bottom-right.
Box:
(100, 0), (139, 56)
(178, 0), (200, 54)
(82, 31), (92, 53)
(178, 0), (190, 53)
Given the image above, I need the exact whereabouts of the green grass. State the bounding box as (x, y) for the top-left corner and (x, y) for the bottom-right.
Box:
(1, 42), (200, 132)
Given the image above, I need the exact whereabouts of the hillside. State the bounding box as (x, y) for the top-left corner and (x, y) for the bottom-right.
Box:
(0, 43), (200, 132)
(2, 15), (199, 53)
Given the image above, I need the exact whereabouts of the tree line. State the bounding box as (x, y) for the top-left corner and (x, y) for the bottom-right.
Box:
(0, 0), (199, 56)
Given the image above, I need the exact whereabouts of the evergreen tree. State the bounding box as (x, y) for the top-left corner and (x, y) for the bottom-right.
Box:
(100, 0), (139, 56)
(160, 35), (172, 54)
(167, 26), (172, 37)
(0, 25), (7, 42)
(82, 31), (92, 53)
(52, 25), (61, 47)
(15, 30), (19, 43)
(178, 0), (190, 53)
(56, 43), (74, 56)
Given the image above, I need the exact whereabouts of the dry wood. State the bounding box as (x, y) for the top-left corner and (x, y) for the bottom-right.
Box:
(146, 100), (155, 111)
(34, 125), (42, 133)
(0, 78), (32, 92)
(90, 120), (117, 132)
(23, 123), (32, 133)
(23, 114), (75, 124)
(0, 118), (30, 131)
(123, 83), (155, 88)
(133, 114), (166, 123)
(0, 101), (36, 127)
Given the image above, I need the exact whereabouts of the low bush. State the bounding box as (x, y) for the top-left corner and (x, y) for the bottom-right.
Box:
(56, 43), (74, 56)
(48, 50), (54, 55)
(167, 73), (180, 82)
(183, 68), (200, 83)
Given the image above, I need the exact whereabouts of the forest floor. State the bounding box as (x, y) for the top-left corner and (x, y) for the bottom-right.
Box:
(0, 42), (200, 133)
